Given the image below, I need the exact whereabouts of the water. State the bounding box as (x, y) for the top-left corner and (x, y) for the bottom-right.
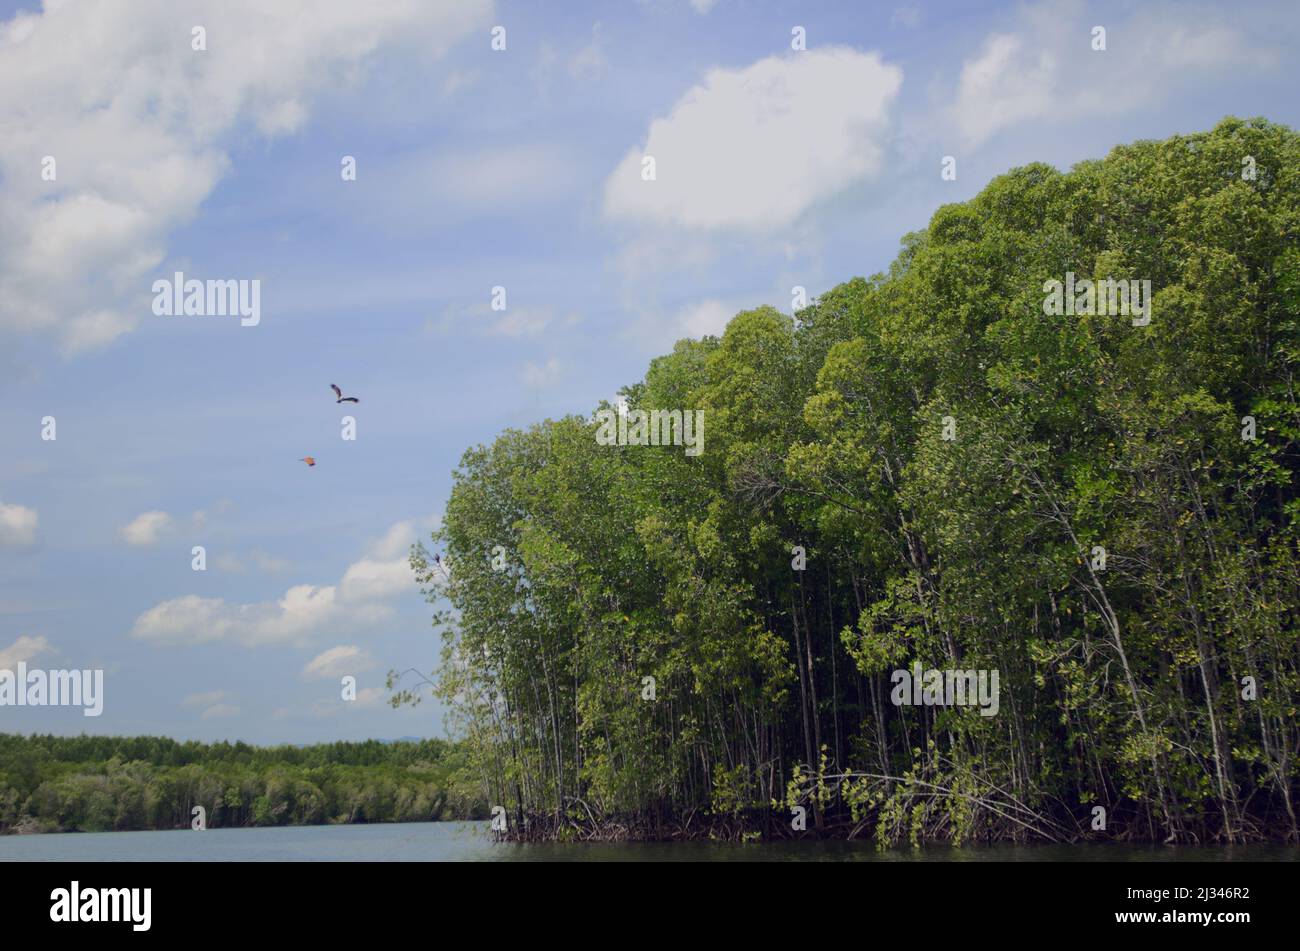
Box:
(1, 822), (1295, 861)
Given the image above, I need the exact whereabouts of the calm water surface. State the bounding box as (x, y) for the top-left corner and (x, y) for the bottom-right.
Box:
(1, 822), (1295, 861)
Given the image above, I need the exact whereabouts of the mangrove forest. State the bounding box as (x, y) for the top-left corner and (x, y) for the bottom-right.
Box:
(414, 117), (1300, 846)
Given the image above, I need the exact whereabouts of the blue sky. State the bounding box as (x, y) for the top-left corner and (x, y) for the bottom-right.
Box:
(1, 0), (1297, 743)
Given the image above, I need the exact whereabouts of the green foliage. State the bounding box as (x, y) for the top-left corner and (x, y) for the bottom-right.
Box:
(0, 734), (486, 833)
(425, 118), (1300, 844)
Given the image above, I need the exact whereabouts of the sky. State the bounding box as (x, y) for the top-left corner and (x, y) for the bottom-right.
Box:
(0, 0), (1297, 744)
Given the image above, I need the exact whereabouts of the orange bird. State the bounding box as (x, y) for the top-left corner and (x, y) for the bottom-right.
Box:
(299, 456), (316, 467)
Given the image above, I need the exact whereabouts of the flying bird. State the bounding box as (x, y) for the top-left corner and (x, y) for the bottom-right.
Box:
(299, 456), (316, 467)
(331, 384), (359, 404)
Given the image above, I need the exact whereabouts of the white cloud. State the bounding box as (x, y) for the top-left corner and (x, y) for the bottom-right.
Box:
(0, 0), (493, 352)
(673, 299), (736, 338)
(0, 634), (50, 669)
(0, 502), (38, 547)
(120, 510), (173, 546)
(132, 585), (337, 647)
(303, 645), (374, 680)
(603, 47), (902, 231)
(367, 521), (415, 560)
(522, 358), (563, 388)
(132, 518), (421, 647)
(339, 558), (413, 601)
(352, 686), (388, 709)
(622, 295), (756, 349)
(336, 516), (435, 599)
(133, 596), (231, 645)
(950, 26), (1061, 150)
(951, 0), (1260, 148)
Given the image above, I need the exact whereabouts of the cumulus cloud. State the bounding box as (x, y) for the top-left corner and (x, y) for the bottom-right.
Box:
(603, 47), (902, 231)
(339, 558), (414, 602)
(134, 595), (233, 645)
(0, 634), (50, 669)
(672, 299), (737, 338)
(0, 502), (38, 547)
(132, 585), (338, 647)
(953, 33), (1055, 148)
(131, 518), (423, 647)
(336, 519), (424, 600)
(367, 521), (416, 560)
(0, 0), (492, 352)
(620, 295), (756, 349)
(120, 510), (173, 546)
(303, 645), (374, 680)
(352, 686), (388, 708)
(951, 0), (1261, 148)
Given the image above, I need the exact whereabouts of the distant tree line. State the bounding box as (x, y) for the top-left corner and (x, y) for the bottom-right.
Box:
(0, 734), (486, 834)
(415, 118), (1300, 845)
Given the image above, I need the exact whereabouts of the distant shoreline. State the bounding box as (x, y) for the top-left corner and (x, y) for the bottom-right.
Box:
(0, 733), (487, 836)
